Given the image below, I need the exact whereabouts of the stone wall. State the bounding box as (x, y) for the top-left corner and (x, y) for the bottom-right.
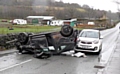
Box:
(0, 33), (18, 51)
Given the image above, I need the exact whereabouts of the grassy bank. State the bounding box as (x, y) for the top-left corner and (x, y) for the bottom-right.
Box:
(0, 25), (61, 34)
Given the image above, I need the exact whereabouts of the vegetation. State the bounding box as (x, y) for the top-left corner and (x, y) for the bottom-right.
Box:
(0, 0), (118, 20)
(0, 25), (61, 34)
(0, 0), (118, 35)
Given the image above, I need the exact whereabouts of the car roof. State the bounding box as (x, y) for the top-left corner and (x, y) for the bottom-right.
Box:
(81, 29), (99, 32)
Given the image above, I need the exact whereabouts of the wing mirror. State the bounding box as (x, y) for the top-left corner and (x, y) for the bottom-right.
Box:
(100, 36), (103, 39)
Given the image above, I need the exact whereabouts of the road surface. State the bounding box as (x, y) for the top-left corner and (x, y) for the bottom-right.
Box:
(0, 24), (119, 74)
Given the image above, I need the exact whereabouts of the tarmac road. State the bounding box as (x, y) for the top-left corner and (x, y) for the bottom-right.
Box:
(0, 24), (119, 74)
(0, 52), (99, 74)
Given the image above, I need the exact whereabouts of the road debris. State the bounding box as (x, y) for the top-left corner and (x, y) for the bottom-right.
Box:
(62, 50), (87, 58)
(72, 52), (87, 58)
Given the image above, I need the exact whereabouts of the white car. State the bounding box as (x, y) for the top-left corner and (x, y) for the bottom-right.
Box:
(75, 29), (103, 54)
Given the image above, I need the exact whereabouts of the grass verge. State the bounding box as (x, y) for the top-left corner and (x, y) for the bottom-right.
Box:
(0, 25), (61, 34)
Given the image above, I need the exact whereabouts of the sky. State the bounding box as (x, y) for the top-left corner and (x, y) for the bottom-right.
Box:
(55, 0), (119, 12)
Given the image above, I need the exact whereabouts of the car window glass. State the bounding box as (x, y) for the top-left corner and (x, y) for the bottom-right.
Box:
(79, 31), (99, 38)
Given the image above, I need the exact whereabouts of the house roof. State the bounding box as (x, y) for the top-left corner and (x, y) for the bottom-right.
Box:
(63, 18), (77, 22)
(27, 16), (54, 20)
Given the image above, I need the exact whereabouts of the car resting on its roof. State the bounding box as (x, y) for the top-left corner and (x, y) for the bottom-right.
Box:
(6, 25), (79, 59)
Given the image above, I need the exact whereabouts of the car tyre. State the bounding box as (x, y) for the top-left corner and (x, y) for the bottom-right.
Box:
(18, 32), (29, 44)
(60, 25), (73, 37)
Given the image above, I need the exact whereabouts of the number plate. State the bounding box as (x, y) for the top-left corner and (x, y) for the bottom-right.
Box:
(82, 46), (89, 48)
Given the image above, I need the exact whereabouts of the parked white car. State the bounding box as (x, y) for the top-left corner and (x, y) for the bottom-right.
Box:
(50, 20), (64, 26)
(75, 29), (103, 54)
(12, 19), (27, 25)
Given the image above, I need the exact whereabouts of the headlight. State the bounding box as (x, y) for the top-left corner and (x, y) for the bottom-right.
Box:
(93, 40), (99, 44)
(77, 38), (80, 43)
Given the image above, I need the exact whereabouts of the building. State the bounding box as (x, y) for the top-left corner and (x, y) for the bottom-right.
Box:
(26, 16), (54, 25)
(63, 19), (77, 27)
(50, 19), (77, 27)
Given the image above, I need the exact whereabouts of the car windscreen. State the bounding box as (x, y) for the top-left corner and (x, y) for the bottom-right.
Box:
(79, 31), (99, 38)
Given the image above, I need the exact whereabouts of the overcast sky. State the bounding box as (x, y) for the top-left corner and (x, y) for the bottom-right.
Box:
(55, 0), (119, 12)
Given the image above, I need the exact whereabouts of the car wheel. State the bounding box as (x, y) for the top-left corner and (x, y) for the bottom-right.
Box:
(18, 32), (29, 44)
(60, 25), (73, 37)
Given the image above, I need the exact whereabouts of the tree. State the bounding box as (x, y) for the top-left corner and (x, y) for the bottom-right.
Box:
(64, 7), (77, 18)
(82, 4), (90, 9)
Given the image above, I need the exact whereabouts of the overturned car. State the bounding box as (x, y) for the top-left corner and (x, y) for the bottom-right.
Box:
(7, 25), (79, 58)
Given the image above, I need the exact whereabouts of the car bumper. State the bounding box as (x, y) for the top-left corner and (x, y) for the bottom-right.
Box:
(75, 44), (100, 52)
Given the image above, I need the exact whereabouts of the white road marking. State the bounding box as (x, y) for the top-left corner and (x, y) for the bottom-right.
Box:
(0, 59), (32, 72)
